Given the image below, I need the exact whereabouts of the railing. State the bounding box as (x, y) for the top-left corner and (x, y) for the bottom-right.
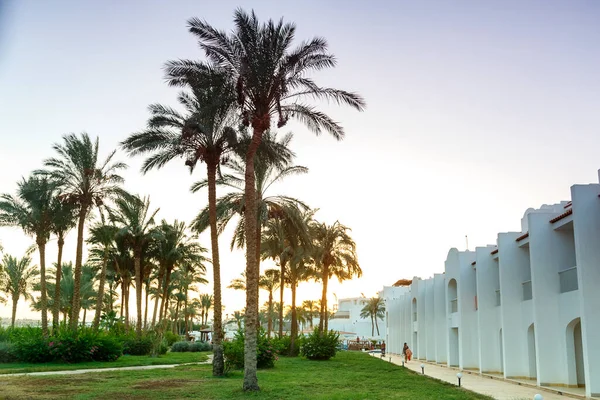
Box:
(495, 290), (501, 306)
(559, 266), (578, 293)
(331, 311), (350, 319)
(450, 299), (458, 313)
(522, 280), (533, 301)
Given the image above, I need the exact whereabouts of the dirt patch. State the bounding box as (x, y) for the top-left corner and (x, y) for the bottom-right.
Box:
(130, 378), (205, 390)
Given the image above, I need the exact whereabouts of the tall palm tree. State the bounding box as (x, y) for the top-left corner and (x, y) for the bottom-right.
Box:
(109, 194), (158, 337)
(200, 293), (213, 326)
(166, 10), (365, 390)
(313, 221), (361, 332)
(360, 296), (385, 336)
(87, 214), (118, 330)
(39, 133), (126, 329)
(0, 176), (54, 334)
(121, 70), (237, 376)
(193, 132), (307, 339)
(49, 194), (77, 328)
(0, 251), (39, 327)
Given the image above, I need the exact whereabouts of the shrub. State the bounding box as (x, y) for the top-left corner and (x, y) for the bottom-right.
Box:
(272, 334), (299, 356)
(163, 331), (180, 346)
(48, 328), (96, 363)
(299, 329), (340, 360)
(0, 326), (11, 343)
(189, 341), (212, 352)
(122, 336), (153, 356)
(92, 335), (123, 361)
(171, 341), (191, 352)
(11, 327), (52, 363)
(223, 329), (278, 371)
(0, 342), (17, 363)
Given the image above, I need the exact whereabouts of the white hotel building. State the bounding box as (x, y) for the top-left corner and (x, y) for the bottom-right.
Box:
(383, 171), (600, 398)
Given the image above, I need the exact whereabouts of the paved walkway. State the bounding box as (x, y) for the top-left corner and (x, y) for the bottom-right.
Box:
(0, 355), (213, 378)
(372, 353), (583, 400)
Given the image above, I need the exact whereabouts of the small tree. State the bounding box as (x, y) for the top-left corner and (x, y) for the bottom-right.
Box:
(0, 251), (39, 327)
(360, 297), (385, 336)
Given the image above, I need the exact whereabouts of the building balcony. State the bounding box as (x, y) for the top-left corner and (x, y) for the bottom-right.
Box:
(559, 266), (578, 293)
(522, 280), (533, 301)
(331, 311), (350, 319)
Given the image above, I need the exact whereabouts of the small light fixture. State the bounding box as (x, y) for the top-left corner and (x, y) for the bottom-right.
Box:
(457, 372), (463, 387)
(533, 395), (543, 400)
(421, 363), (425, 374)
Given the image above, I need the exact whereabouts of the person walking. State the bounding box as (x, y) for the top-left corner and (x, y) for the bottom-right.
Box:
(403, 342), (412, 362)
(381, 341), (386, 357)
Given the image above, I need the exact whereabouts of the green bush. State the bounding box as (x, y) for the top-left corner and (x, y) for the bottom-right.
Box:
(92, 335), (123, 361)
(11, 327), (52, 363)
(122, 336), (153, 356)
(0, 342), (17, 363)
(48, 329), (96, 363)
(223, 329), (278, 371)
(189, 341), (212, 352)
(272, 334), (299, 356)
(0, 326), (12, 342)
(171, 341), (191, 352)
(163, 331), (180, 346)
(299, 329), (340, 360)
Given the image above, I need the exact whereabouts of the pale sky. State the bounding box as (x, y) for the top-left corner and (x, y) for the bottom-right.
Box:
(0, 0), (599, 321)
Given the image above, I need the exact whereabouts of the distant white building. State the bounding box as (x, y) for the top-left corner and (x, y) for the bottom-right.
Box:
(328, 297), (385, 340)
(383, 170), (600, 398)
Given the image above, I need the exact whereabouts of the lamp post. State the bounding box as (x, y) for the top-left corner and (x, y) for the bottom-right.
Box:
(456, 372), (463, 387)
(533, 395), (543, 400)
(420, 363), (425, 374)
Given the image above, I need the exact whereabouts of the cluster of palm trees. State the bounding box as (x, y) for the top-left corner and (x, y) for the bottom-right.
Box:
(0, 133), (214, 338)
(1, 8), (364, 391)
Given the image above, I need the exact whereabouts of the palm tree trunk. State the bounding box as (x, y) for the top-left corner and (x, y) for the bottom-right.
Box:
(93, 249), (109, 330)
(144, 279), (150, 330)
(70, 207), (88, 330)
(124, 280), (130, 328)
(63, 311), (67, 324)
(11, 294), (18, 328)
(279, 260), (286, 337)
(207, 162), (225, 376)
(184, 287), (189, 338)
(371, 315), (374, 337)
(53, 234), (64, 329)
(290, 281), (298, 356)
(82, 308), (87, 326)
(120, 282), (125, 319)
(37, 238), (48, 335)
(267, 290), (273, 338)
(151, 293), (159, 328)
(160, 268), (172, 323)
(242, 125), (265, 391)
(319, 265), (329, 332)
(174, 300), (180, 334)
(134, 252), (143, 337)
(375, 316), (380, 336)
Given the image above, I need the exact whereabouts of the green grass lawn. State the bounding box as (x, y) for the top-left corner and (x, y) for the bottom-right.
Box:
(0, 351), (210, 374)
(0, 351), (493, 400)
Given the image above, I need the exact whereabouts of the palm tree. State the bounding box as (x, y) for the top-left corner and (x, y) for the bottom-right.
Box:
(0, 176), (55, 334)
(0, 251), (39, 327)
(109, 194), (158, 337)
(313, 221), (361, 332)
(166, 10), (365, 390)
(39, 133), (126, 329)
(121, 69), (237, 376)
(193, 132), (307, 339)
(200, 293), (213, 326)
(301, 300), (319, 329)
(87, 214), (118, 330)
(360, 297), (385, 336)
(227, 269), (280, 337)
(49, 194), (77, 328)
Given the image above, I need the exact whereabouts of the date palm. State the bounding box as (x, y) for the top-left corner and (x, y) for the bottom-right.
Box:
(301, 300), (319, 329)
(39, 133), (126, 329)
(109, 194), (158, 337)
(313, 221), (361, 332)
(87, 214), (118, 330)
(122, 76), (237, 376)
(49, 194), (77, 328)
(200, 293), (213, 326)
(0, 176), (54, 334)
(360, 296), (385, 336)
(0, 251), (39, 327)
(166, 9), (365, 389)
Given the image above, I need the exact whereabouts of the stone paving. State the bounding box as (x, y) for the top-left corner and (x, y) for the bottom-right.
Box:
(372, 353), (583, 400)
(0, 355), (213, 378)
